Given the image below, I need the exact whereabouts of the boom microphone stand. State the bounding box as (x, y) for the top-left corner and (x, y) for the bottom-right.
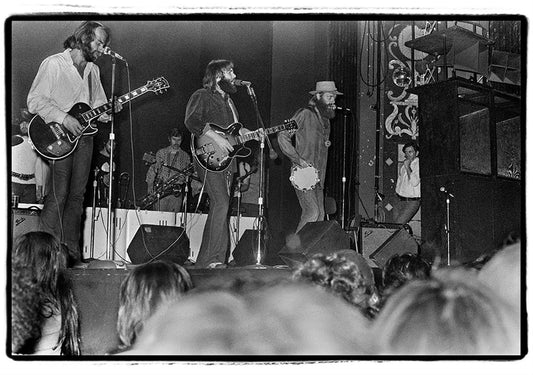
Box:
(339, 108), (350, 229)
(104, 54), (127, 260)
(104, 56), (118, 260)
(441, 188), (454, 266)
(242, 83), (275, 269)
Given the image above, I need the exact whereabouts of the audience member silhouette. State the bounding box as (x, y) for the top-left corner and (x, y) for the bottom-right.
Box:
(379, 252), (431, 308)
(11, 231), (81, 355)
(292, 251), (380, 319)
(123, 281), (371, 355)
(478, 241), (521, 316)
(371, 267), (520, 355)
(241, 282), (371, 355)
(121, 290), (248, 355)
(115, 260), (193, 352)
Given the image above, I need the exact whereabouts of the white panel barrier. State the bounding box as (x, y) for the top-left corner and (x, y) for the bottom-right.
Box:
(82, 208), (258, 263)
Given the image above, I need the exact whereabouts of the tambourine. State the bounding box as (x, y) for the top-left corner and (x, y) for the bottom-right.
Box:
(289, 165), (320, 191)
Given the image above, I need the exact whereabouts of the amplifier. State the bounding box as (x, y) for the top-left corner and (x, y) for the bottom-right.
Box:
(12, 208), (41, 242)
(357, 222), (410, 268)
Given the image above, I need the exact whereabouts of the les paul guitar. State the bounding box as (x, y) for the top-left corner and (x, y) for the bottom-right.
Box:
(28, 77), (170, 160)
(191, 119), (297, 172)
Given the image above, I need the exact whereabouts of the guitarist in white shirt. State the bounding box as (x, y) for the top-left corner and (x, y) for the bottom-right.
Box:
(27, 21), (121, 264)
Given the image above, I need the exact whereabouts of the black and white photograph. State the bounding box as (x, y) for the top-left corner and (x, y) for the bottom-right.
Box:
(2, 3), (529, 373)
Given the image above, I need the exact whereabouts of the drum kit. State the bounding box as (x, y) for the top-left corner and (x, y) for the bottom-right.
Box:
(138, 160), (198, 210)
(138, 172), (185, 209)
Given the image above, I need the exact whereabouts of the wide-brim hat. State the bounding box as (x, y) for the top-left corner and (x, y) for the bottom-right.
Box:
(309, 81), (343, 95)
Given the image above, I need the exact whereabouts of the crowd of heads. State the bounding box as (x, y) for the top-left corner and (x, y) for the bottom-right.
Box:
(11, 232), (81, 355)
(11, 230), (522, 357)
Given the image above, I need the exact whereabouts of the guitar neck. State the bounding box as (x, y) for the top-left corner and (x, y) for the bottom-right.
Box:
(79, 85), (152, 123)
(236, 122), (293, 144)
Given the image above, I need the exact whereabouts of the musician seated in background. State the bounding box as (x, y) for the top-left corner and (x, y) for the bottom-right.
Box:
(27, 21), (121, 264)
(11, 108), (49, 204)
(145, 128), (191, 213)
(277, 81), (341, 233)
(184, 59), (259, 269)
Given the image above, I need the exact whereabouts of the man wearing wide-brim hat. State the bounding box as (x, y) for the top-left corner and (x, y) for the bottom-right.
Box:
(277, 81), (342, 233)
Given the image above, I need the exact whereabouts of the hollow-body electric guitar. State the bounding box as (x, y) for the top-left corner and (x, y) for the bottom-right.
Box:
(191, 120), (297, 172)
(28, 77), (169, 160)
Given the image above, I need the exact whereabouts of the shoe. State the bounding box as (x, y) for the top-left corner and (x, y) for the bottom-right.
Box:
(207, 262), (227, 269)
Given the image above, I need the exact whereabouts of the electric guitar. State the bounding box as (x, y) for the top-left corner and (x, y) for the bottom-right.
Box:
(191, 120), (298, 172)
(28, 77), (170, 160)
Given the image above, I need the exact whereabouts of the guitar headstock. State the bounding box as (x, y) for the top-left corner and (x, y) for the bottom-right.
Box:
(146, 77), (170, 95)
(142, 152), (156, 165)
(284, 119), (298, 131)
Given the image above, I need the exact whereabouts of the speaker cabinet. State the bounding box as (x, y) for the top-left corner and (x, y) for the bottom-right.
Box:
(278, 221), (351, 268)
(359, 223), (405, 268)
(232, 229), (261, 266)
(412, 78), (521, 263)
(12, 208), (41, 241)
(126, 225), (190, 265)
(369, 228), (419, 269)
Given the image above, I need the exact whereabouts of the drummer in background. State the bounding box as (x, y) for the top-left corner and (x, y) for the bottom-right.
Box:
(11, 108), (50, 204)
(277, 81), (341, 232)
(145, 128), (191, 212)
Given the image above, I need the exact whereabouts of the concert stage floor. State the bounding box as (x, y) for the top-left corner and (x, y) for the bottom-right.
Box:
(66, 266), (292, 355)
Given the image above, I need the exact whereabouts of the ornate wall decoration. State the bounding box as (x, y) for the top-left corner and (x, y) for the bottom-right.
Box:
(384, 23), (427, 140)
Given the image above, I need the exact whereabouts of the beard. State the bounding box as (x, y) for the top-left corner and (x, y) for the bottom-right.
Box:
(218, 78), (237, 94)
(316, 98), (336, 119)
(81, 41), (98, 62)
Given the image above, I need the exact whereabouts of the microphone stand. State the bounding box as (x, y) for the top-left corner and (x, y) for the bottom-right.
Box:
(444, 192), (453, 266)
(340, 109), (349, 229)
(105, 56), (117, 260)
(243, 84), (272, 269)
(89, 167), (99, 259)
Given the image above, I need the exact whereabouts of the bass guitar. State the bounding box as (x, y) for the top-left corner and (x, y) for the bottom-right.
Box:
(28, 77), (170, 160)
(191, 119), (297, 172)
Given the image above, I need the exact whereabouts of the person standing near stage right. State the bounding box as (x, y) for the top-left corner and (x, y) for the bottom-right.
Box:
(393, 141), (421, 224)
(277, 81), (341, 233)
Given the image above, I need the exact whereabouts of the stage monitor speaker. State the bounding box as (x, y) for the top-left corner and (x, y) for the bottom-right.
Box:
(232, 229), (261, 266)
(359, 224), (402, 268)
(369, 228), (419, 269)
(278, 221), (351, 268)
(12, 208), (41, 241)
(127, 225), (190, 265)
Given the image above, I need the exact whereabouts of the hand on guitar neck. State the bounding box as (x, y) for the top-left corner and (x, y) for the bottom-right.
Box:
(63, 99), (123, 136)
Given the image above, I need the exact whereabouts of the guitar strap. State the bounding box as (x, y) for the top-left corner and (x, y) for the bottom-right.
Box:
(227, 96), (238, 123)
(88, 70), (93, 106)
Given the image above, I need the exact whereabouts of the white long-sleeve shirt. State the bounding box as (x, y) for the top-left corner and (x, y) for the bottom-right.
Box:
(395, 157), (420, 198)
(27, 49), (108, 125)
(11, 135), (49, 187)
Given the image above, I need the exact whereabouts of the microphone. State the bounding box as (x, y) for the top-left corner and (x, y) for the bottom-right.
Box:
(233, 79), (252, 87)
(335, 106), (351, 112)
(440, 186), (455, 198)
(103, 47), (126, 62)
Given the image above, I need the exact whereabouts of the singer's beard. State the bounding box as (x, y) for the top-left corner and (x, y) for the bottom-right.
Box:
(316, 99), (336, 119)
(219, 78), (238, 94)
(81, 42), (98, 62)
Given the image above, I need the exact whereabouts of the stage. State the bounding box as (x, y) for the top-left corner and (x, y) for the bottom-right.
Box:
(66, 266), (292, 355)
